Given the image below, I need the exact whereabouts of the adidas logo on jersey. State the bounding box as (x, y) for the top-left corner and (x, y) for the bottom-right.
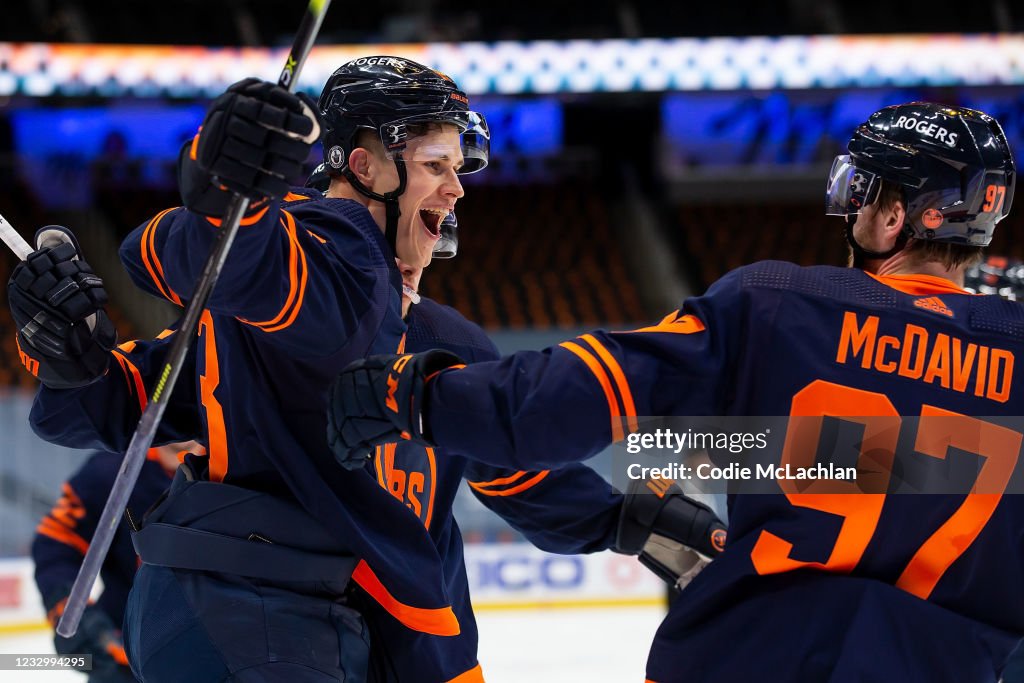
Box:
(913, 296), (953, 317)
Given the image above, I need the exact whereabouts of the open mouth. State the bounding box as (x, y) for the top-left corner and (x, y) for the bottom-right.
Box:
(419, 208), (448, 239)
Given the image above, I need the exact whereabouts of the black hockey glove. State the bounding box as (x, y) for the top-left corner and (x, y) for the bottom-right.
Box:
(47, 595), (131, 682)
(7, 226), (116, 389)
(614, 475), (727, 590)
(180, 77), (321, 216)
(327, 350), (464, 470)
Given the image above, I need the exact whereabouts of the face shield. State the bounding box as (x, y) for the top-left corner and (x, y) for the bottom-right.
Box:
(825, 155), (881, 217)
(379, 110), (490, 174)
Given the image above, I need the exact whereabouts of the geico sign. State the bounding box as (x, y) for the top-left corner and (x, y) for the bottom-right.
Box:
(473, 555), (584, 591)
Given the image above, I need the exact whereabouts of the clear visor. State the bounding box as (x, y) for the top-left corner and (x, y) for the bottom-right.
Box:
(825, 155), (880, 217)
(380, 111), (490, 175)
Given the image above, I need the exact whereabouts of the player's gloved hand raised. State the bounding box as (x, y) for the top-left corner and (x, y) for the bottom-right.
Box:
(50, 600), (132, 683)
(180, 77), (322, 216)
(614, 476), (727, 591)
(7, 226), (116, 389)
(327, 350), (464, 470)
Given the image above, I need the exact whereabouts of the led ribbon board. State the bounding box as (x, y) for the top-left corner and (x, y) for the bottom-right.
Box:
(1, 35), (1022, 97)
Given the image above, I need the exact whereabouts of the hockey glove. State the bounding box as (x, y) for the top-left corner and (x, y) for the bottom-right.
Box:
(7, 226), (116, 389)
(180, 77), (321, 216)
(614, 476), (727, 590)
(327, 350), (464, 470)
(48, 596), (131, 682)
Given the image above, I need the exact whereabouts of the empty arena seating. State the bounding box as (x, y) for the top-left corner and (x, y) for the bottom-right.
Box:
(421, 181), (647, 329)
(675, 201), (1024, 293)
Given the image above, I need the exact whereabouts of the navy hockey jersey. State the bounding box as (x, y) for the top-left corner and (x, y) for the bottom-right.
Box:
(97, 191), (460, 635)
(424, 261), (1024, 682)
(32, 290), (623, 680)
(32, 451), (174, 628)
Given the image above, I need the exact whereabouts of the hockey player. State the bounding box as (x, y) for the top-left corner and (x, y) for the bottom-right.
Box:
(25, 57), (487, 682)
(19, 251), (722, 681)
(20, 232), (723, 681)
(32, 442), (199, 683)
(12, 56), (724, 679)
(328, 103), (1024, 682)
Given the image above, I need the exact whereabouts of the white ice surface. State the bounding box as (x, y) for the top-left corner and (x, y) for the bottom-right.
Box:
(0, 605), (665, 682)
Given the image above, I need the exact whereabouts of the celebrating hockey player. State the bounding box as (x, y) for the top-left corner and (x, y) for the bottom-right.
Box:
(328, 102), (1023, 682)
(12, 56), (723, 682)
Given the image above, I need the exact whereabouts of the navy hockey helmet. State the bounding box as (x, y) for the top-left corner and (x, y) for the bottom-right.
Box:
(318, 56), (489, 178)
(826, 102), (1015, 247)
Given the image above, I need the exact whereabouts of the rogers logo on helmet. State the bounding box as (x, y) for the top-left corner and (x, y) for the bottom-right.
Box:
(893, 116), (959, 147)
(344, 57), (408, 70)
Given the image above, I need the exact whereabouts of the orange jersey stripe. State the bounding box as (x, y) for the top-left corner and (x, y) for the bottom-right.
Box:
(238, 212), (308, 332)
(36, 519), (89, 556)
(468, 470), (531, 489)
(425, 363), (466, 385)
(141, 208), (183, 306)
(261, 215), (309, 333)
(469, 470), (550, 497)
(352, 561), (460, 636)
(374, 445), (389, 488)
(424, 447), (437, 530)
(628, 310), (706, 335)
(579, 334), (638, 433)
(446, 663), (485, 682)
(199, 311), (229, 482)
(204, 205), (270, 228)
(560, 341), (625, 442)
(112, 349), (148, 413)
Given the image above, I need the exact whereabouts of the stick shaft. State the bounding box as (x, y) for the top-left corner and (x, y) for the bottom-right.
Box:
(56, 0), (332, 638)
(0, 213), (31, 260)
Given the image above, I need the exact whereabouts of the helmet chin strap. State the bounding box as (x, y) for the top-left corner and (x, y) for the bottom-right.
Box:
(342, 157), (408, 256)
(845, 215), (907, 268)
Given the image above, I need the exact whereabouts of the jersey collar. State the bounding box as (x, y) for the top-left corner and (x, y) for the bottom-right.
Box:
(865, 272), (969, 296)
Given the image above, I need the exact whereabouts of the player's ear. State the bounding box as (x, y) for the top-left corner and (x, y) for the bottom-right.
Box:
(348, 147), (373, 187)
(881, 200), (906, 242)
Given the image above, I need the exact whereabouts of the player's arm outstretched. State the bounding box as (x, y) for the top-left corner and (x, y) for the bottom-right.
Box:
(466, 461), (726, 588)
(327, 270), (743, 472)
(30, 329), (203, 452)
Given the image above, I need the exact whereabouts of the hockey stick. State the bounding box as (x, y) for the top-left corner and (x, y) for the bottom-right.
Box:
(0, 212), (31, 260)
(55, 0), (332, 638)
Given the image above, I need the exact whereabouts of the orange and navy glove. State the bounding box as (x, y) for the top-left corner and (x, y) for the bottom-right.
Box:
(327, 350), (463, 470)
(7, 226), (116, 389)
(179, 77), (321, 216)
(614, 476), (727, 591)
